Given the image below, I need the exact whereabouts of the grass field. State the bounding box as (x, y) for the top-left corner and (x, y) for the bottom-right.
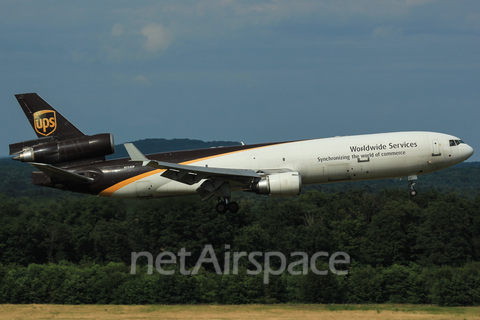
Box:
(0, 304), (479, 320)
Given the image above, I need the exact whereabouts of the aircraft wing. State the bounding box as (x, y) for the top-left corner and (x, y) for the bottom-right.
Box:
(30, 162), (94, 184)
(124, 143), (260, 185)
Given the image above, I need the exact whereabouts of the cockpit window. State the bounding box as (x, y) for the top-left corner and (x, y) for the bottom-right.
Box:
(450, 139), (466, 146)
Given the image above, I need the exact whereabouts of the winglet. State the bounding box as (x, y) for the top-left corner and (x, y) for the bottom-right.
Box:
(124, 143), (150, 166)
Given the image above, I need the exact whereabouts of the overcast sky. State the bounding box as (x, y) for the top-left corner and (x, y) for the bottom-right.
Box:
(1, 0), (479, 161)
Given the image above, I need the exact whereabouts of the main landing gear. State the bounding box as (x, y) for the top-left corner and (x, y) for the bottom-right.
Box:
(216, 198), (240, 214)
(408, 175), (418, 197)
(197, 180), (240, 214)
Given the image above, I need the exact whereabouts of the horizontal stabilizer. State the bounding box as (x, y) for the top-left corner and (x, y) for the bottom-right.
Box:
(30, 162), (93, 184)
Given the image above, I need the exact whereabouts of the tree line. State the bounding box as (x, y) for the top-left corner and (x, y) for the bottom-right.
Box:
(1, 190), (479, 267)
(0, 188), (480, 305)
(1, 261), (479, 305)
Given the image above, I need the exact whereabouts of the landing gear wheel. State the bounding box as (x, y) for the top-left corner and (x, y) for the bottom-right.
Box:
(228, 201), (239, 213)
(408, 175), (418, 197)
(216, 201), (228, 214)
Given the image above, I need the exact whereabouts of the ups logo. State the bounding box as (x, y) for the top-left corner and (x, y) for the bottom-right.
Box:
(34, 110), (57, 136)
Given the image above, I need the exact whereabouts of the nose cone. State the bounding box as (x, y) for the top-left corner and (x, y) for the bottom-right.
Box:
(463, 144), (474, 161)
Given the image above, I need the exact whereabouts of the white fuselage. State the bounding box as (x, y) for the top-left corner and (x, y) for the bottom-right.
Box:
(106, 131), (474, 199)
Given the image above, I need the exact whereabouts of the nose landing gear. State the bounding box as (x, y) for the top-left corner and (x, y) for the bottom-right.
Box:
(408, 175), (417, 197)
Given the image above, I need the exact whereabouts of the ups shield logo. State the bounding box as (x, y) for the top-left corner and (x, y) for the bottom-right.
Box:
(34, 110), (57, 136)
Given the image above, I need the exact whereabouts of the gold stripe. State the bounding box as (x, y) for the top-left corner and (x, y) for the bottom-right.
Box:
(99, 169), (164, 197)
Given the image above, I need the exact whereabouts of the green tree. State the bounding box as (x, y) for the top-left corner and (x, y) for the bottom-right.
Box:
(415, 194), (475, 267)
(360, 200), (421, 266)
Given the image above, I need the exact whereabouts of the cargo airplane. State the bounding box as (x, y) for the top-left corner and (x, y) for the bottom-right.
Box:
(10, 93), (474, 213)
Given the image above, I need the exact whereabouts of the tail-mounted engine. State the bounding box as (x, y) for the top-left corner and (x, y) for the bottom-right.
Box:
(254, 172), (302, 197)
(10, 133), (115, 165)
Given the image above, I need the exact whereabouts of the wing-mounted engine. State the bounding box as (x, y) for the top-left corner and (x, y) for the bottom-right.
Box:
(10, 133), (115, 165)
(255, 172), (302, 197)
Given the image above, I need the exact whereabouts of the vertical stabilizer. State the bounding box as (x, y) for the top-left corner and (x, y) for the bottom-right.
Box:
(15, 93), (85, 140)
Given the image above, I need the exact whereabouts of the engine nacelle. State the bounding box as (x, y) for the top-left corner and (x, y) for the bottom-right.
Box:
(13, 133), (115, 164)
(255, 172), (302, 197)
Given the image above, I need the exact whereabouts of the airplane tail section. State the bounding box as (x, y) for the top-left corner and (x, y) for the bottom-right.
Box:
(15, 93), (85, 140)
(10, 93), (115, 166)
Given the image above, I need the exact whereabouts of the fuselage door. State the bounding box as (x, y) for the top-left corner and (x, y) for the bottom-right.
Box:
(432, 140), (441, 157)
(136, 180), (154, 198)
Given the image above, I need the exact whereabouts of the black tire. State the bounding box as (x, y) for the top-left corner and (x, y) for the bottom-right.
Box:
(216, 201), (228, 214)
(410, 189), (418, 197)
(228, 201), (239, 213)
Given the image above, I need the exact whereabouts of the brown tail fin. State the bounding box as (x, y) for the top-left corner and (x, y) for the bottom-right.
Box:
(15, 93), (85, 140)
